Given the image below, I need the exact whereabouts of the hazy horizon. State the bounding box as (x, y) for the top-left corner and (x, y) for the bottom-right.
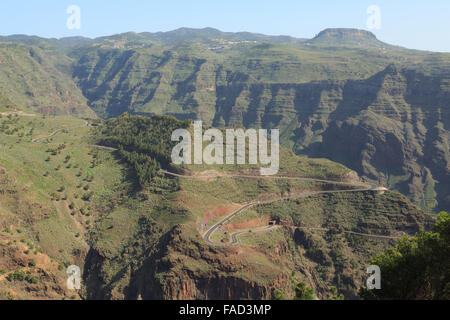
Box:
(2, 26), (448, 54)
(1, 1), (449, 52)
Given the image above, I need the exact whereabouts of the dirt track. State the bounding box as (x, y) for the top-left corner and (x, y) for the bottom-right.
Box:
(160, 170), (392, 246)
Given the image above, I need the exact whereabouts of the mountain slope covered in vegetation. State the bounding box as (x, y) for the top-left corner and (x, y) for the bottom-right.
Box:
(0, 28), (448, 299)
(65, 29), (450, 211)
(0, 114), (435, 299)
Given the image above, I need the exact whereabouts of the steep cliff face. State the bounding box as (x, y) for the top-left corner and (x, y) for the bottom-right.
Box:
(0, 30), (447, 300)
(148, 227), (295, 300)
(83, 224), (296, 300)
(189, 65), (448, 211)
(295, 66), (449, 212)
(0, 43), (94, 117)
(0, 30), (448, 211)
(306, 28), (391, 49)
(204, 66), (449, 211)
(71, 37), (449, 211)
(82, 190), (434, 300)
(71, 31), (413, 121)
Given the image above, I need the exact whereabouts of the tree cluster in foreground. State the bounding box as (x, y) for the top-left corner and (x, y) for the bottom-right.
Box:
(360, 211), (449, 300)
(271, 211), (449, 300)
(97, 113), (190, 189)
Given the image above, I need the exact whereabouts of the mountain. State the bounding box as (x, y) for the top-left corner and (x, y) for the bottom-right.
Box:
(87, 27), (308, 48)
(63, 28), (450, 211)
(205, 64), (450, 212)
(0, 42), (94, 117)
(298, 65), (450, 212)
(0, 27), (448, 211)
(306, 28), (391, 48)
(0, 114), (435, 300)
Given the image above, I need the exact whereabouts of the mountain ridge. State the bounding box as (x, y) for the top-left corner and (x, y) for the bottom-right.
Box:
(0, 27), (448, 212)
(0, 27), (423, 51)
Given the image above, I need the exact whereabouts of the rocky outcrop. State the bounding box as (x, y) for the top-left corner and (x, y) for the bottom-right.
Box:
(82, 187), (435, 301)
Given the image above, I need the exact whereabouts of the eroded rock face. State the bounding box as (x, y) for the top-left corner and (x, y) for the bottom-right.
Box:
(203, 66), (448, 211)
(74, 51), (448, 210)
(82, 189), (434, 301)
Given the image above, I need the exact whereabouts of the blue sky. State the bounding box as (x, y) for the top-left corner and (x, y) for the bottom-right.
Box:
(1, 0), (449, 52)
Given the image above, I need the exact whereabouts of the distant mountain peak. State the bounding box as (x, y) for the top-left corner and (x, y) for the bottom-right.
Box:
(307, 28), (386, 48)
(315, 28), (377, 39)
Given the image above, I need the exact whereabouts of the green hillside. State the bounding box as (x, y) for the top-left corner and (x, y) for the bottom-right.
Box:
(63, 29), (450, 212)
(0, 114), (435, 300)
(0, 28), (448, 300)
(1, 28), (448, 210)
(0, 42), (94, 117)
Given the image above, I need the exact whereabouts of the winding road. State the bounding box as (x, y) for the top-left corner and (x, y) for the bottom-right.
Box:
(32, 120), (91, 143)
(160, 170), (391, 246)
(31, 123), (392, 247)
(294, 226), (401, 240)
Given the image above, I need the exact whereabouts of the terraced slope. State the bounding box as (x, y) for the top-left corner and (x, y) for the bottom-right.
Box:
(65, 29), (450, 211)
(0, 114), (435, 300)
(0, 42), (94, 117)
(0, 26), (448, 299)
(1, 29), (449, 210)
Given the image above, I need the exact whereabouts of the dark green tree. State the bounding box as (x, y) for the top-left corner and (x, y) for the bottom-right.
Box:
(271, 289), (286, 300)
(360, 211), (450, 300)
(294, 281), (315, 300)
